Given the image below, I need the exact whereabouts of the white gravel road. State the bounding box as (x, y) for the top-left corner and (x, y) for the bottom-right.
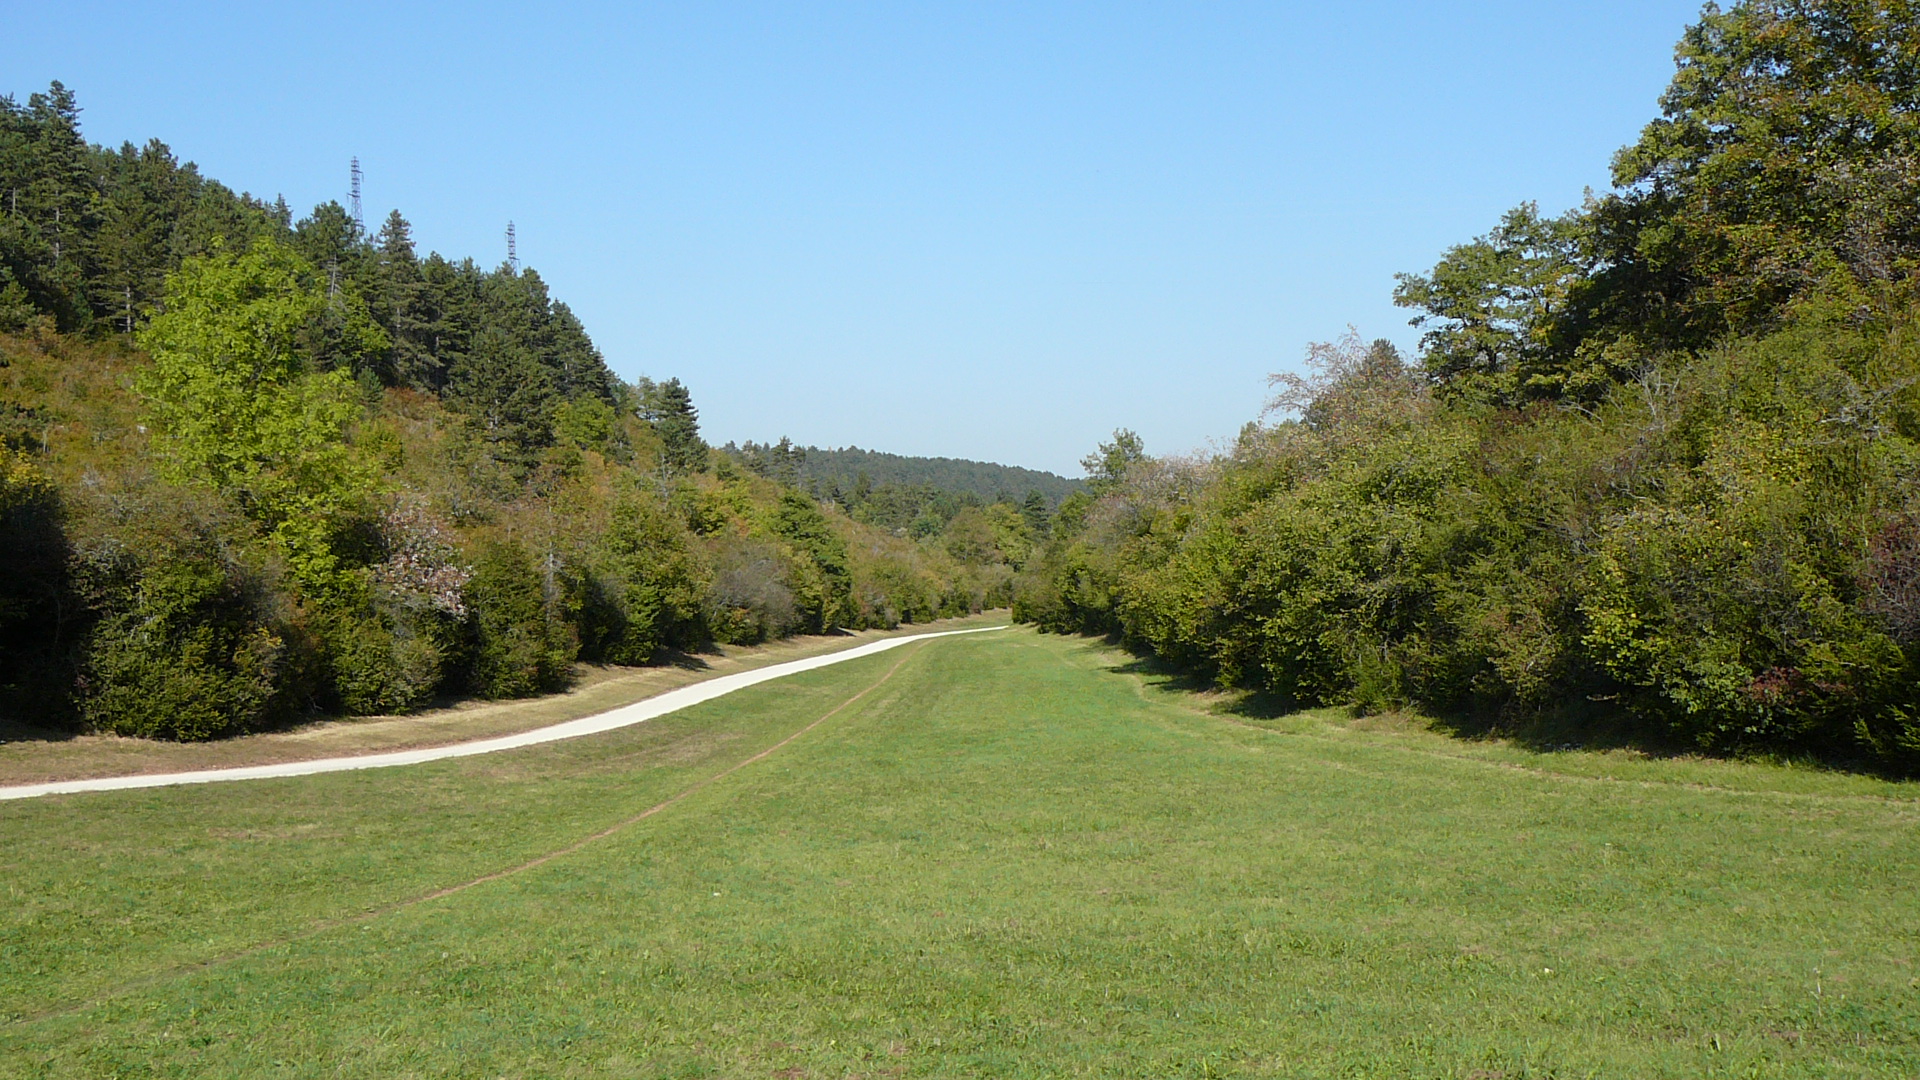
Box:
(0, 625), (1008, 802)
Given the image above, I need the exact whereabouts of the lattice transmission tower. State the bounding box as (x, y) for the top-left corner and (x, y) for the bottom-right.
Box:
(506, 221), (519, 271)
(349, 157), (364, 233)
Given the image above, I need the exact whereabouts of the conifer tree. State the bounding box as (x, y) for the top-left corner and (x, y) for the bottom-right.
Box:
(375, 210), (437, 389)
(640, 377), (706, 476)
(446, 326), (558, 469)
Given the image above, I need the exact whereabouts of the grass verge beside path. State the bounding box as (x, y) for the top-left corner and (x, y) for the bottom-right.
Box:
(0, 643), (937, 1035)
(4, 630), (1919, 1078)
(0, 612), (1006, 786)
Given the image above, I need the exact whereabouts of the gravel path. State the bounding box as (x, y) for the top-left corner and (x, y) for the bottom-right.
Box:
(0, 625), (1008, 802)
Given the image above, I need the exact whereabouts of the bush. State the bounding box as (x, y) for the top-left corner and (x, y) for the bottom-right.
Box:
(312, 603), (452, 715)
(72, 489), (307, 740)
(312, 499), (473, 714)
(1018, 320), (1920, 771)
(462, 538), (575, 698)
(577, 490), (707, 663)
(767, 489), (852, 632)
(703, 537), (801, 645)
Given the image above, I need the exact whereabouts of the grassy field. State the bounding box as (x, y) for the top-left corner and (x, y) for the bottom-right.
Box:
(2, 628), (1917, 1078)
(0, 614), (1007, 786)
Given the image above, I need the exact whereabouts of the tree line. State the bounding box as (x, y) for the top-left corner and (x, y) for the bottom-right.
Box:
(1015, 0), (1920, 773)
(728, 440), (1082, 504)
(0, 84), (1026, 740)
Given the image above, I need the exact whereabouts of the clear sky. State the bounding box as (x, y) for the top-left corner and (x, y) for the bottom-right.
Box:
(5, 1), (1705, 476)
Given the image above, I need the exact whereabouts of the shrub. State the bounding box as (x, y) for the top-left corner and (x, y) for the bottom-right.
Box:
(311, 603), (452, 715)
(703, 537), (801, 645)
(767, 490), (852, 632)
(72, 489), (307, 740)
(1019, 315), (1920, 770)
(320, 499), (473, 713)
(577, 490), (707, 663)
(462, 538), (575, 698)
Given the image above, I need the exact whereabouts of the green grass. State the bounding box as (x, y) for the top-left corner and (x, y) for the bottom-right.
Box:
(3, 629), (1918, 1078)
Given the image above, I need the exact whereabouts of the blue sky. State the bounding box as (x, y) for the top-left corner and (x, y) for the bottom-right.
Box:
(5, 1), (1704, 475)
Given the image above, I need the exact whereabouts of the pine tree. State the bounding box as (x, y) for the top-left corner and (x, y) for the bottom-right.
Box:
(446, 326), (558, 469)
(0, 83), (95, 329)
(293, 201), (386, 378)
(641, 377), (706, 477)
(1021, 490), (1049, 535)
(375, 210), (437, 389)
(89, 140), (176, 332)
(549, 300), (614, 402)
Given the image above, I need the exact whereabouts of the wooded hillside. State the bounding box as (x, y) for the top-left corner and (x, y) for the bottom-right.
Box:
(0, 84), (1043, 740)
(731, 441), (1081, 504)
(1015, 1), (1920, 774)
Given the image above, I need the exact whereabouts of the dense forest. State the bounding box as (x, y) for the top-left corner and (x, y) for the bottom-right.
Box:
(725, 438), (1076, 542)
(728, 439), (1081, 504)
(1016, 0), (1920, 773)
(0, 84), (1043, 740)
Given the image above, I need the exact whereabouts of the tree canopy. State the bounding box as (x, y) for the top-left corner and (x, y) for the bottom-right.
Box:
(1396, 1), (1920, 405)
(1019, 2), (1920, 775)
(0, 80), (1032, 741)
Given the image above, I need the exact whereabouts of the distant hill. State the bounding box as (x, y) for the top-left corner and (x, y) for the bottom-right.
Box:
(799, 446), (1084, 505)
(728, 442), (1084, 506)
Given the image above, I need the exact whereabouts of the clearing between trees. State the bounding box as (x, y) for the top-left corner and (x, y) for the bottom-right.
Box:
(3, 628), (1915, 1078)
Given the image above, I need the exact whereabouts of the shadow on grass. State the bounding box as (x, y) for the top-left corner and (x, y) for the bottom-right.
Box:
(1062, 628), (1913, 779)
(1427, 699), (1691, 757)
(1089, 636), (1307, 722)
(1432, 703), (1911, 779)
(643, 647), (720, 672)
(0, 716), (80, 745)
(280, 628), (871, 730)
(0, 625), (883, 747)
(309, 643), (733, 726)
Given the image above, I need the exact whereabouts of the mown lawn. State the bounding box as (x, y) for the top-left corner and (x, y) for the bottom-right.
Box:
(2, 628), (1917, 1078)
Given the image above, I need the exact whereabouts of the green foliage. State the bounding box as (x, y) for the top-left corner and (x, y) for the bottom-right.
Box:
(1598, 0), (1920, 344)
(1573, 310), (1920, 753)
(0, 81), (1020, 741)
(446, 326), (557, 470)
(1080, 428), (1145, 496)
(1022, 315), (1920, 770)
(1, 81), (284, 335)
(134, 240), (379, 590)
(552, 394), (617, 453)
(703, 535), (803, 644)
(579, 490), (707, 663)
(838, 479), (978, 534)
(309, 499), (472, 715)
(1398, 3), (1920, 406)
(768, 488), (853, 633)
(942, 503), (1035, 569)
(731, 436), (807, 485)
(635, 376), (706, 477)
(462, 539), (577, 699)
(310, 603), (449, 716)
(1392, 203), (1600, 402)
(71, 488), (307, 740)
(733, 441), (1083, 506)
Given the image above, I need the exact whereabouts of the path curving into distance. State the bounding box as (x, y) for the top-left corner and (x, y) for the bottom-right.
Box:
(0, 625), (1009, 802)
